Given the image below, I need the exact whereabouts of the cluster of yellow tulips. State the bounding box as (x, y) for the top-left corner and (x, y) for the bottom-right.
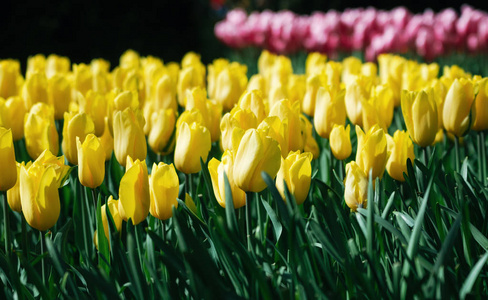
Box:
(0, 49), (487, 247)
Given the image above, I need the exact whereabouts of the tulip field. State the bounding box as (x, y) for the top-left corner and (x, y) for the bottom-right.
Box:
(1, 9), (488, 298)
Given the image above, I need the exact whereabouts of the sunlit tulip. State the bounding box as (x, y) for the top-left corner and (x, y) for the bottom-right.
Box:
(378, 54), (406, 106)
(345, 76), (373, 127)
(301, 74), (322, 117)
(267, 82), (287, 111)
(46, 54), (70, 79)
(287, 75), (306, 104)
(149, 162), (179, 220)
(148, 109), (176, 155)
(344, 161), (368, 212)
(207, 100), (223, 143)
(177, 66), (205, 107)
(48, 74), (71, 120)
(238, 89), (266, 123)
(73, 64), (93, 96)
(401, 89), (438, 147)
(314, 86), (346, 139)
(25, 103), (59, 159)
(22, 72), (49, 109)
(330, 125), (352, 161)
(207, 58), (230, 99)
(118, 157), (150, 225)
(276, 151), (312, 205)
(113, 108), (146, 167)
(0, 59), (23, 98)
(174, 121), (211, 174)
(355, 125), (389, 179)
(154, 74), (177, 112)
(247, 74), (266, 94)
(62, 112), (96, 165)
(79, 90), (107, 137)
(77, 134), (105, 189)
(361, 84), (394, 131)
(185, 87), (210, 126)
(26, 54), (46, 76)
(208, 150), (246, 209)
(472, 78), (488, 131)
(233, 128), (282, 192)
(214, 63), (248, 111)
(341, 57), (362, 86)
(35, 149), (71, 186)
(306, 52), (327, 75)
(443, 78), (475, 137)
(7, 162), (32, 212)
(269, 99), (304, 154)
(301, 115), (320, 160)
(0, 128), (17, 191)
(99, 117), (114, 161)
(220, 112), (246, 152)
(94, 197), (122, 250)
(386, 130), (415, 182)
(2, 96), (26, 140)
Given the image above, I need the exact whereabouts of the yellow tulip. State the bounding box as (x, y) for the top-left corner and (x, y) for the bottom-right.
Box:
(149, 162), (179, 220)
(314, 86), (346, 139)
(208, 150), (246, 209)
(276, 151), (312, 205)
(185, 87), (210, 127)
(0, 59), (23, 98)
(118, 157), (150, 225)
(207, 99), (223, 143)
(177, 66), (205, 107)
(306, 52), (327, 75)
(0, 128), (17, 191)
(2, 96), (26, 141)
(62, 112), (96, 165)
(378, 54), (406, 106)
(45, 54), (70, 79)
(20, 159), (62, 231)
(154, 74), (177, 112)
(77, 134), (105, 189)
(301, 74), (322, 117)
(207, 58), (230, 99)
(174, 122), (211, 174)
(443, 78), (475, 137)
(330, 124), (352, 161)
(35, 149), (71, 186)
(341, 57), (362, 86)
(73, 64), (93, 96)
(301, 115), (320, 160)
(24, 103), (59, 160)
(472, 78), (488, 131)
(238, 89), (267, 123)
(287, 75), (306, 105)
(79, 90), (107, 137)
(94, 196), (122, 250)
(22, 72), (49, 109)
(269, 99), (305, 154)
(7, 162), (32, 212)
(355, 125), (389, 179)
(345, 75), (373, 127)
(220, 112), (246, 152)
(401, 89), (438, 147)
(386, 130), (415, 182)
(233, 128), (282, 192)
(344, 161), (368, 212)
(99, 117), (114, 161)
(361, 84), (394, 131)
(113, 108), (147, 167)
(26, 54), (46, 76)
(246, 74), (266, 94)
(48, 74), (71, 120)
(148, 109), (176, 155)
(267, 82), (287, 112)
(214, 63), (248, 111)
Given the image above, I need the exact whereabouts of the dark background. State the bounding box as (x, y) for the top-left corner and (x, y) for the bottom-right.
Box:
(0, 0), (487, 70)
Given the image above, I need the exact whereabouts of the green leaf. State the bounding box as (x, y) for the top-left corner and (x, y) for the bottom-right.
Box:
(223, 172), (239, 235)
(459, 252), (488, 299)
(96, 195), (110, 275)
(261, 198), (282, 241)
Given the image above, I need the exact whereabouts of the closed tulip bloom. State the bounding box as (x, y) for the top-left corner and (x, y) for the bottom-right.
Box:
(177, 66), (205, 107)
(208, 150), (246, 209)
(306, 52), (327, 75)
(149, 162), (179, 220)
(148, 109), (176, 155)
(386, 130), (415, 182)
(99, 117), (114, 161)
(113, 108), (147, 167)
(301, 115), (320, 160)
(401, 89), (438, 147)
(214, 63), (248, 111)
(3, 96), (26, 140)
(48, 74), (72, 120)
(94, 197), (122, 249)
(233, 128), (282, 192)
(0, 128), (17, 191)
(207, 100), (223, 143)
(118, 157), (150, 225)
(378, 54), (406, 107)
(330, 125), (352, 160)
(7, 162), (32, 212)
(77, 134), (105, 188)
(314, 86), (346, 139)
(238, 89), (267, 123)
(443, 78), (476, 137)
(220, 112), (246, 152)
(287, 75), (306, 104)
(345, 76), (373, 127)
(174, 122), (211, 174)
(301, 74), (322, 117)
(0, 59), (23, 98)
(355, 125), (389, 180)
(207, 58), (229, 99)
(361, 85), (394, 131)
(20, 161), (61, 231)
(276, 151), (313, 205)
(472, 78), (488, 131)
(25, 103), (59, 159)
(22, 72), (49, 109)
(344, 161), (368, 212)
(154, 74), (177, 112)
(246, 74), (266, 94)
(62, 112), (96, 165)
(46, 54), (70, 79)
(269, 99), (305, 154)
(79, 91), (107, 137)
(185, 87), (210, 127)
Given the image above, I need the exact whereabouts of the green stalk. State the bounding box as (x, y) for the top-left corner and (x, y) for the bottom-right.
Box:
(454, 136), (460, 173)
(22, 215), (28, 260)
(423, 147), (428, 167)
(246, 191), (253, 252)
(40, 231), (45, 285)
(3, 191), (10, 260)
(482, 131), (487, 185)
(477, 133), (483, 181)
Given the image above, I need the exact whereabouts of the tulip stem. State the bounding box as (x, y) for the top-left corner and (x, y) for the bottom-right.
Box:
(185, 173), (193, 198)
(246, 192), (253, 252)
(22, 215), (28, 260)
(338, 160), (344, 180)
(454, 136), (460, 173)
(481, 131), (487, 185)
(40, 231), (45, 285)
(422, 147), (428, 167)
(3, 191), (10, 260)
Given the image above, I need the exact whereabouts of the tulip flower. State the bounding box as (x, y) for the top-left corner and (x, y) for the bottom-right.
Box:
(73, 63), (93, 96)
(344, 161), (368, 212)
(330, 125), (352, 161)
(233, 128), (282, 192)
(48, 74), (71, 120)
(306, 52), (327, 75)
(214, 63), (248, 111)
(269, 99), (304, 154)
(238, 89), (266, 123)
(153, 74), (177, 112)
(207, 58), (230, 99)
(207, 100), (223, 143)
(46, 54), (70, 79)
(118, 157), (150, 225)
(79, 90), (107, 137)
(314, 86), (346, 139)
(0, 128), (17, 191)
(301, 74), (322, 117)
(62, 112), (96, 165)
(355, 125), (389, 179)
(22, 72), (49, 109)
(287, 75), (306, 104)
(94, 197), (122, 249)
(24, 103), (59, 160)
(113, 108), (147, 167)
(149, 162), (179, 220)
(401, 89), (438, 147)
(301, 115), (320, 160)
(386, 130), (415, 182)
(276, 151), (313, 205)
(246, 74), (266, 94)
(208, 150), (246, 209)
(345, 76), (373, 127)
(99, 117), (114, 161)
(35, 149), (71, 186)
(361, 84), (394, 131)
(2, 96), (26, 141)
(443, 78), (475, 137)
(177, 66), (205, 107)
(77, 134), (105, 189)
(472, 78), (488, 131)
(0, 59), (23, 98)
(378, 54), (406, 106)
(148, 109), (176, 155)
(174, 121), (211, 174)
(7, 161), (32, 212)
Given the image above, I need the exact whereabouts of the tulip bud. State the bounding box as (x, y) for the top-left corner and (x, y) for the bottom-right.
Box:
(35, 149), (71, 186)
(79, 90), (107, 137)
(113, 108), (147, 167)
(355, 125), (389, 180)
(247, 74), (266, 94)
(344, 161), (368, 212)
(46, 54), (70, 79)
(233, 128), (282, 192)
(47, 74), (71, 120)
(94, 197), (122, 250)
(276, 151), (313, 205)
(73, 64), (93, 96)
(148, 109), (176, 155)
(25, 103), (59, 160)
(0, 128), (17, 191)
(7, 161), (32, 212)
(269, 99), (305, 154)
(472, 78), (488, 131)
(154, 74), (177, 112)
(174, 122), (211, 174)
(330, 125), (352, 160)
(22, 72), (49, 109)
(3, 96), (26, 141)
(99, 117), (114, 161)
(238, 89), (266, 123)
(385, 130), (415, 182)
(177, 66), (205, 107)
(301, 74), (322, 117)
(345, 76), (373, 127)
(401, 89), (438, 147)
(149, 162), (179, 220)
(118, 157), (150, 225)
(0, 59), (23, 98)
(314, 86), (346, 139)
(214, 63), (248, 111)
(77, 134), (105, 188)
(443, 78), (476, 137)
(208, 150), (246, 209)
(62, 112), (96, 165)
(207, 58), (230, 99)
(306, 52), (327, 75)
